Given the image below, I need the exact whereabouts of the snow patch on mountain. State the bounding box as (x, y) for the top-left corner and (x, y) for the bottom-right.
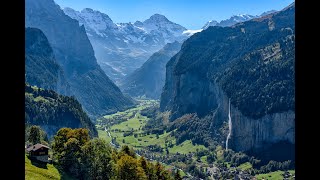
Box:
(202, 20), (219, 29)
(63, 8), (189, 84)
(202, 10), (278, 30)
(63, 7), (277, 84)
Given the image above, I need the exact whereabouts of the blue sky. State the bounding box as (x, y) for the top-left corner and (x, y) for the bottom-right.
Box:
(54, 0), (294, 29)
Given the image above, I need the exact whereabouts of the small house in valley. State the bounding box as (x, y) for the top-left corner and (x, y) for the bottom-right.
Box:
(26, 143), (50, 163)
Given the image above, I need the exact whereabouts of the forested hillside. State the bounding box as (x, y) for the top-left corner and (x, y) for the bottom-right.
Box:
(25, 84), (98, 138)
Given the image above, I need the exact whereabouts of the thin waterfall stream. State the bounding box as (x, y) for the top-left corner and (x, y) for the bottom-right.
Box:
(226, 98), (232, 150)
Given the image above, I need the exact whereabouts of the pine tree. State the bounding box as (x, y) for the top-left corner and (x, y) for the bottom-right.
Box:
(28, 125), (41, 144)
(139, 156), (148, 171)
(119, 145), (136, 158)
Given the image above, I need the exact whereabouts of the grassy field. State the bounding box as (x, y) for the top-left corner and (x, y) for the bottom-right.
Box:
(96, 99), (158, 129)
(25, 155), (62, 180)
(96, 99), (198, 177)
(110, 112), (147, 131)
(178, 169), (186, 177)
(215, 145), (225, 162)
(168, 140), (207, 154)
(237, 162), (252, 171)
(98, 99), (166, 149)
(255, 170), (295, 180)
(115, 131), (175, 149)
(103, 118), (207, 155)
(25, 154), (60, 180)
(103, 100), (157, 120)
(97, 129), (112, 142)
(200, 156), (208, 164)
(98, 99), (208, 155)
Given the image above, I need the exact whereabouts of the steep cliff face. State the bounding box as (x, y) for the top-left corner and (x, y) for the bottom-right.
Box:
(25, 27), (70, 95)
(163, 68), (219, 120)
(160, 49), (226, 121)
(160, 3), (295, 154)
(229, 106), (295, 152)
(25, 0), (134, 118)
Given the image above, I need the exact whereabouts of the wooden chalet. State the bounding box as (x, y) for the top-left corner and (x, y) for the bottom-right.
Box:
(26, 143), (50, 163)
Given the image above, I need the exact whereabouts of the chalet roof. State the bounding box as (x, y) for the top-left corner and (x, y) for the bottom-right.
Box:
(26, 143), (50, 152)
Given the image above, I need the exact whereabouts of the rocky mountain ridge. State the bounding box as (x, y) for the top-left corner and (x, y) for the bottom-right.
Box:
(63, 8), (188, 83)
(26, 0), (134, 118)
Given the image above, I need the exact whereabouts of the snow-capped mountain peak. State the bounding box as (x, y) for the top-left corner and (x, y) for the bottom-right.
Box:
(233, 14), (255, 19)
(218, 14), (257, 27)
(202, 20), (219, 29)
(134, 21), (144, 27)
(81, 8), (95, 13)
(260, 10), (277, 17)
(63, 7), (81, 21)
(144, 14), (170, 23)
(142, 14), (187, 39)
(63, 7), (117, 36)
(195, 10), (278, 35)
(234, 14), (255, 19)
(63, 7), (188, 83)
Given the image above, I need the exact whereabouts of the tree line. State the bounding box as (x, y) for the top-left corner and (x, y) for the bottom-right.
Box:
(49, 127), (183, 180)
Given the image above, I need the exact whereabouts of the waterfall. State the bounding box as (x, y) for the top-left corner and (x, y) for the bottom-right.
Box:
(226, 98), (232, 150)
(105, 127), (116, 147)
